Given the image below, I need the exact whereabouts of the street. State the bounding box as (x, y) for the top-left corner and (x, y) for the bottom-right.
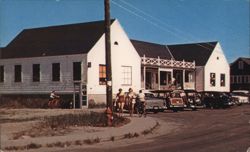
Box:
(66, 105), (250, 152)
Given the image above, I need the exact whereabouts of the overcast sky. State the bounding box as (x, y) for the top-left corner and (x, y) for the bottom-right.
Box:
(0, 0), (249, 63)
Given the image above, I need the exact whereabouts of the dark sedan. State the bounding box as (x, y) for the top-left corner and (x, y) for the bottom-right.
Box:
(201, 91), (234, 109)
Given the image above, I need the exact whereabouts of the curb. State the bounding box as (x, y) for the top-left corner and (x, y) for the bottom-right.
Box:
(2, 116), (160, 151)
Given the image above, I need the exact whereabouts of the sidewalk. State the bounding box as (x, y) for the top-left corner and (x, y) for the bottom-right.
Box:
(1, 112), (159, 150)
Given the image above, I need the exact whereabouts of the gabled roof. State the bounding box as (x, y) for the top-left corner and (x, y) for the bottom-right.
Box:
(241, 57), (250, 65)
(131, 39), (217, 66)
(0, 48), (2, 59)
(167, 42), (218, 66)
(1, 19), (115, 59)
(130, 39), (173, 59)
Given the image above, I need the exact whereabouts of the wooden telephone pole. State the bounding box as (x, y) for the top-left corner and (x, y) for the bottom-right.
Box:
(104, 0), (113, 122)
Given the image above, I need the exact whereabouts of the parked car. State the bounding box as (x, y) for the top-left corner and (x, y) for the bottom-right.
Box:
(120, 91), (166, 114)
(143, 92), (166, 113)
(152, 90), (185, 112)
(201, 91), (234, 109)
(184, 90), (205, 110)
(231, 90), (250, 104)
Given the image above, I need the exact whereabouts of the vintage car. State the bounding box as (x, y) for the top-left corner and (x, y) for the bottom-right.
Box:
(143, 92), (166, 113)
(116, 91), (166, 114)
(152, 90), (185, 112)
(183, 90), (205, 110)
(201, 91), (234, 109)
(231, 90), (249, 104)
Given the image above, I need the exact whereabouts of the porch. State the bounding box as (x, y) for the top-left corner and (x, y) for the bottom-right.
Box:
(141, 55), (196, 90)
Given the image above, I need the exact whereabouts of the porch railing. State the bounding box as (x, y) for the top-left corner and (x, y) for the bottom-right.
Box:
(141, 55), (195, 69)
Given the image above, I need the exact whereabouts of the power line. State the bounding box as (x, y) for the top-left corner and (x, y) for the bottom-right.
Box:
(111, 0), (214, 51)
(118, 0), (218, 49)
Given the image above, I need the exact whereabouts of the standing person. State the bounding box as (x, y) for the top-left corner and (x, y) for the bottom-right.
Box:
(116, 88), (125, 116)
(137, 90), (146, 117)
(127, 88), (137, 117)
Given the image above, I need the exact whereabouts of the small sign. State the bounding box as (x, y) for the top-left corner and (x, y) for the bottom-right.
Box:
(107, 81), (112, 86)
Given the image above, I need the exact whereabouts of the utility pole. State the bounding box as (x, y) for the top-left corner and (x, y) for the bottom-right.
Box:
(104, 0), (113, 125)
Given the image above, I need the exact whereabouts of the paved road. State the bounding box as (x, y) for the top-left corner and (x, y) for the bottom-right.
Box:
(60, 105), (250, 152)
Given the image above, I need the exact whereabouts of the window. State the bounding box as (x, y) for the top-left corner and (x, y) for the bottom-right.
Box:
(160, 71), (171, 85)
(73, 62), (82, 81)
(14, 65), (22, 82)
(210, 73), (215, 87)
(0, 65), (4, 82)
(234, 76), (237, 84)
(230, 76), (234, 84)
(238, 61), (244, 69)
(185, 71), (194, 82)
(99, 64), (106, 85)
(122, 66), (132, 85)
(242, 75), (245, 84)
(237, 76), (241, 84)
(52, 63), (60, 81)
(220, 74), (225, 86)
(245, 75), (249, 83)
(33, 64), (40, 82)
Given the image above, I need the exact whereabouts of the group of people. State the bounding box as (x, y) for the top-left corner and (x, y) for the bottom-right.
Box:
(115, 88), (146, 117)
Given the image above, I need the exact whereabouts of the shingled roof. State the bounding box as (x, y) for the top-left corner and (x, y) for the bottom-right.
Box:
(131, 39), (217, 66)
(1, 19), (115, 59)
(241, 57), (250, 65)
(131, 39), (173, 59)
(167, 42), (218, 66)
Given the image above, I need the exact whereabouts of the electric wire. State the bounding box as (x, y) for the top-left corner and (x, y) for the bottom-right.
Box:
(111, 0), (215, 51)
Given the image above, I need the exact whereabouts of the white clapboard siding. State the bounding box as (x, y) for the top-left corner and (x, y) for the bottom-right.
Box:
(0, 54), (87, 94)
(204, 43), (230, 92)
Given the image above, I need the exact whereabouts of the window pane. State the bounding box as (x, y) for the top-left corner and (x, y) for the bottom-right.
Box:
(99, 64), (106, 85)
(220, 74), (225, 86)
(14, 65), (22, 82)
(210, 73), (215, 86)
(33, 64), (40, 82)
(122, 66), (132, 85)
(73, 62), (81, 81)
(0, 65), (4, 82)
(52, 63), (60, 81)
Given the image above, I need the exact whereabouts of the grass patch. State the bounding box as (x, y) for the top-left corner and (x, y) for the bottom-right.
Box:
(110, 136), (115, 142)
(5, 143), (42, 151)
(43, 111), (127, 129)
(12, 111), (129, 140)
(142, 121), (160, 135)
(123, 132), (140, 139)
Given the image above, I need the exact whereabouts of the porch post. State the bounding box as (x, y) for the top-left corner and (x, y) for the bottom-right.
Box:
(143, 66), (146, 89)
(183, 70), (185, 90)
(158, 68), (160, 90)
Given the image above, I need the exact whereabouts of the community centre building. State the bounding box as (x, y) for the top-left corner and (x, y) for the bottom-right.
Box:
(0, 19), (230, 108)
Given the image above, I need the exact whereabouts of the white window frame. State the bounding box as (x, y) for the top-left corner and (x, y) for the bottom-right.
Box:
(121, 66), (132, 86)
(220, 73), (225, 87)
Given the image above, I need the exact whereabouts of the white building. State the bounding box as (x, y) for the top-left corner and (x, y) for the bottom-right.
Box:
(0, 19), (141, 108)
(131, 40), (230, 92)
(0, 19), (230, 108)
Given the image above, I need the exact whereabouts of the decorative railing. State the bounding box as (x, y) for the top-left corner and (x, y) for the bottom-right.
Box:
(141, 55), (195, 69)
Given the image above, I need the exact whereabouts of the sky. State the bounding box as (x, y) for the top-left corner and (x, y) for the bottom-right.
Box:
(0, 0), (249, 63)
